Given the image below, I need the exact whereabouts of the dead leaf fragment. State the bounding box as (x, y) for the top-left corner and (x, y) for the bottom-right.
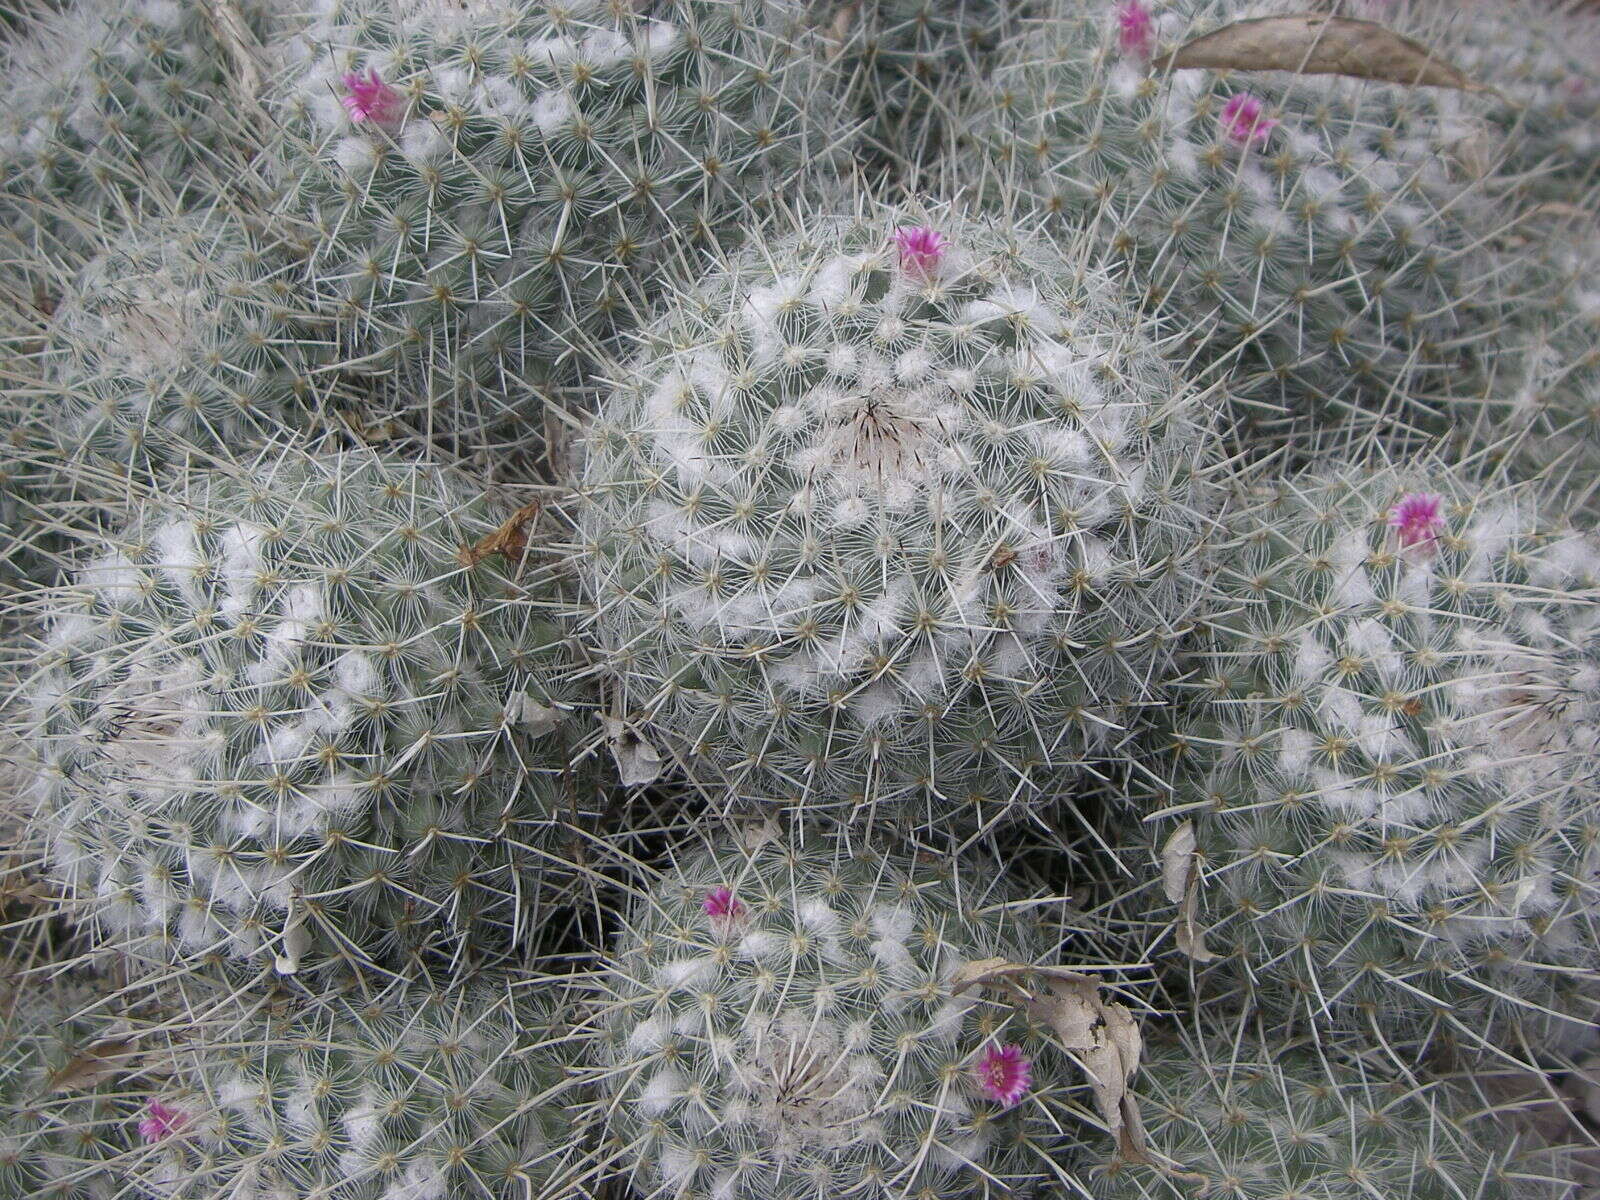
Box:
(48, 1038), (137, 1093)
(951, 961), (1150, 1162)
(1154, 15), (1490, 94)
(459, 502), (543, 568)
(601, 715), (664, 788)
(1160, 821), (1216, 963)
(201, 0), (267, 105)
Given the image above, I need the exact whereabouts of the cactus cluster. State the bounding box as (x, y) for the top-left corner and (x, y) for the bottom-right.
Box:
(270, 0), (844, 456)
(2, 0), (1600, 1197)
(126, 978), (585, 1200)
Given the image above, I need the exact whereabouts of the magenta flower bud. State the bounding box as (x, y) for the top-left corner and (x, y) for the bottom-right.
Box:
(703, 887), (743, 920)
(138, 1100), (188, 1144)
(340, 68), (405, 128)
(1116, 0), (1156, 60)
(892, 226), (949, 278)
(974, 1043), (1031, 1108)
(1219, 93), (1278, 147)
(1388, 492), (1446, 550)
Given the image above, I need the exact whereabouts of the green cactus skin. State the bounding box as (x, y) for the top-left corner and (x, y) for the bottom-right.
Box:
(24, 442), (596, 976)
(578, 206), (1213, 827)
(122, 977), (586, 1200)
(1154, 465), (1600, 1057)
(588, 827), (1087, 1200)
(270, 0), (848, 450)
(1086, 1027), (1569, 1199)
(827, 0), (1023, 179)
(969, 0), (1520, 447)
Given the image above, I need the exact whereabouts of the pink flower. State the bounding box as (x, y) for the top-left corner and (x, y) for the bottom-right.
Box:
(1219, 93), (1278, 147)
(138, 1100), (188, 1144)
(1116, 0), (1156, 60)
(1388, 492), (1446, 550)
(893, 226), (949, 278)
(340, 68), (405, 128)
(974, 1043), (1031, 1108)
(703, 887), (743, 920)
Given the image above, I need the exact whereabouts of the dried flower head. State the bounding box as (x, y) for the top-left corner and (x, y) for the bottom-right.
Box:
(703, 887), (744, 920)
(1116, 0), (1156, 59)
(138, 1100), (188, 1144)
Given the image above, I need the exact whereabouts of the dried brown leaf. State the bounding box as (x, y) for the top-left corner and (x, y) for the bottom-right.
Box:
(48, 1039), (137, 1093)
(601, 715), (664, 788)
(201, 0), (267, 105)
(1161, 821), (1217, 962)
(458, 502), (543, 568)
(1154, 15), (1490, 93)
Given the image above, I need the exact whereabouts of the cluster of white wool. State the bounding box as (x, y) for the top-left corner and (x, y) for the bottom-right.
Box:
(592, 831), (1076, 1200)
(129, 981), (582, 1200)
(976, 0), (1509, 438)
(581, 210), (1211, 822)
(1161, 466), (1600, 1052)
(24, 445), (591, 974)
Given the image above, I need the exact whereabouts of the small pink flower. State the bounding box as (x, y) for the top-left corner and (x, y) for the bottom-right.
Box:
(138, 1100), (188, 1144)
(1116, 0), (1156, 60)
(1389, 492), (1446, 550)
(703, 887), (743, 920)
(974, 1043), (1031, 1108)
(340, 68), (405, 128)
(893, 226), (949, 278)
(1219, 93), (1278, 147)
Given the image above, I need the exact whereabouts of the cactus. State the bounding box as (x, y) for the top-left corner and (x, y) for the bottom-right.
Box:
(969, 0), (1519, 446)
(121, 976), (586, 1200)
(1088, 1023), (1567, 1199)
(0, 0), (282, 257)
(578, 206), (1213, 826)
(0, 207), (345, 543)
(1152, 464), (1600, 1057)
(270, 0), (847, 457)
(23, 442), (596, 976)
(1444, 225), (1600, 515)
(588, 826), (1087, 1200)
(0, 973), (146, 1200)
(826, 0), (1022, 179)
(1427, 0), (1600, 209)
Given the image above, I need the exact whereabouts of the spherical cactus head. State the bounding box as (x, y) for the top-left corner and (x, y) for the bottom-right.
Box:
(26, 439), (596, 977)
(129, 975), (587, 1200)
(1152, 461), (1600, 1059)
(269, 0), (851, 456)
(973, 0), (1525, 450)
(589, 825), (1100, 1200)
(579, 202), (1215, 829)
